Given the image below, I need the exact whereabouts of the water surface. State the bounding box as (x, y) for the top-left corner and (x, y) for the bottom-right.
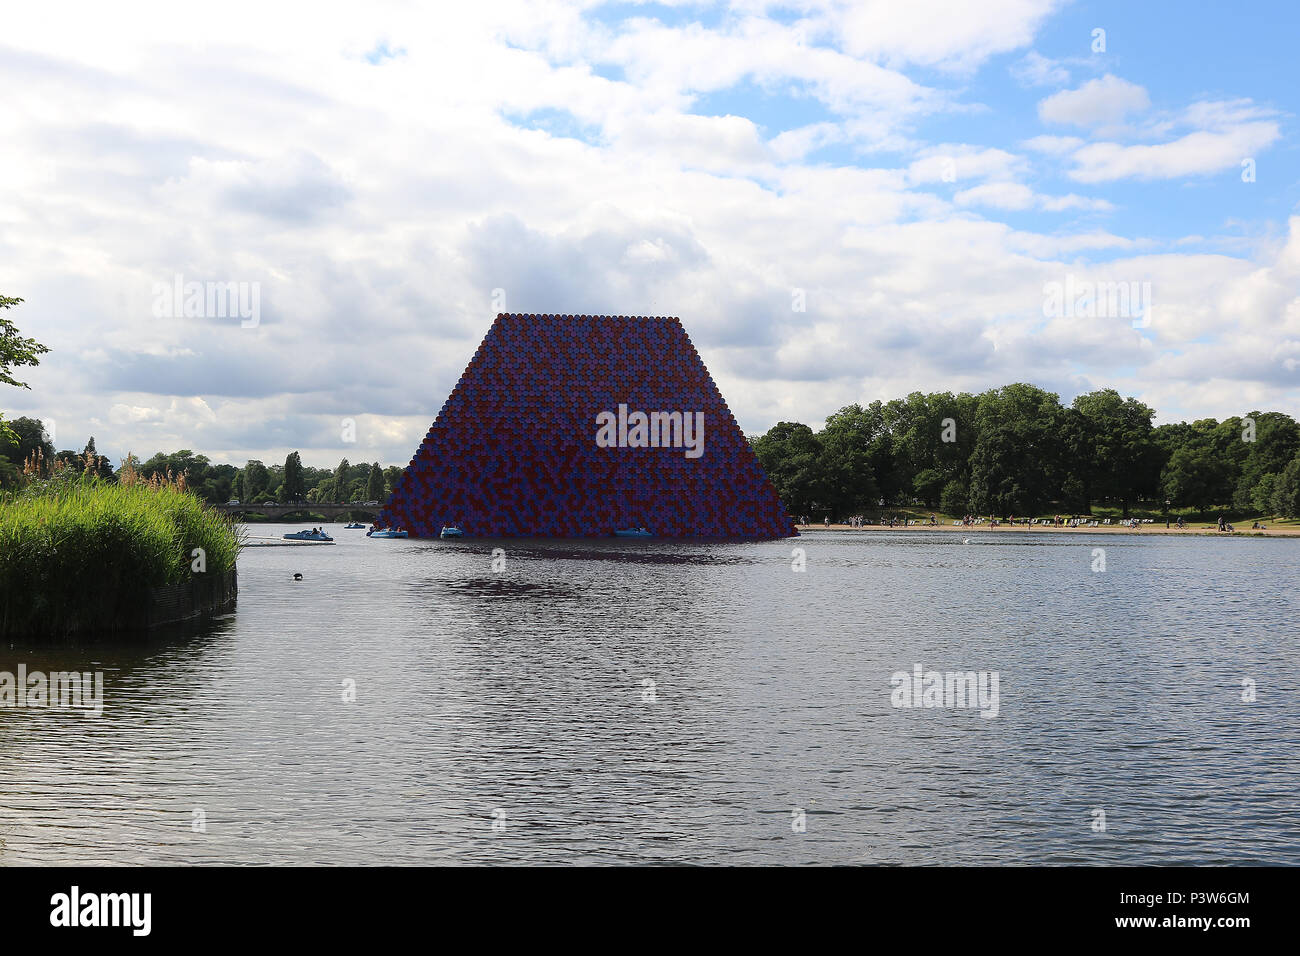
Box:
(2, 526), (1296, 865)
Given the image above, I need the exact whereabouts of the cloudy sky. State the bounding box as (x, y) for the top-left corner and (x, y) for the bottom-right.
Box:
(2, 0), (1298, 469)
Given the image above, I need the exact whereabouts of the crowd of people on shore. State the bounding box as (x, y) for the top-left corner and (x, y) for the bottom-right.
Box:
(804, 514), (942, 528)
(794, 512), (1244, 531)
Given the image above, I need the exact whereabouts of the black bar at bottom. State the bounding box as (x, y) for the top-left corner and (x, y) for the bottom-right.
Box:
(0, 865), (1285, 943)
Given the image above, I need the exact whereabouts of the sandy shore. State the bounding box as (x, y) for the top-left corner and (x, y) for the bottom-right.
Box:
(798, 522), (1300, 537)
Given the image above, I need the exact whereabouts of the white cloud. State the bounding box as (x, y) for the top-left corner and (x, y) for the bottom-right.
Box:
(830, 0), (1063, 71)
(768, 122), (845, 162)
(0, 0), (1294, 467)
(1067, 122), (1280, 182)
(1038, 75), (1150, 127)
(954, 182), (1112, 212)
(1011, 51), (1070, 86)
(954, 181), (1037, 210)
(905, 145), (1026, 185)
(1020, 134), (1084, 155)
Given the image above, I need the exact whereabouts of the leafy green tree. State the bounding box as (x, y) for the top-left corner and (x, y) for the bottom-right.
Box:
(282, 451), (306, 502)
(0, 455), (21, 487)
(0, 296), (50, 444)
(239, 459), (269, 500)
(1232, 412), (1300, 508)
(307, 478), (335, 503)
(140, 448), (206, 487)
(751, 422), (827, 519)
(1161, 446), (1232, 518)
(1251, 472), (1279, 514)
(332, 458), (351, 501)
(384, 465), (403, 495)
(912, 467), (945, 507)
(883, 391), (976, 503)
(366, 462), (385, 501)
(818, 404), (885, 516)
(198, 463), (237, 503)
(0, 295), (47, 388)
(939, 478), (968, 515)
(0, 416), (54, 471)
(54, 436), (116, 480)
(967, 384), (1066, 515)
(1271, 456), (1300, 518)
(1070, 389), (1160, 516)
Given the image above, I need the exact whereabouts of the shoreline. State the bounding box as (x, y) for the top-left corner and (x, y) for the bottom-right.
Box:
(797, 522), (1299, 538)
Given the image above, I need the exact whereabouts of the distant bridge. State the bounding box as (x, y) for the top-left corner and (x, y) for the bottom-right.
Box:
(211, 502), (382, 519)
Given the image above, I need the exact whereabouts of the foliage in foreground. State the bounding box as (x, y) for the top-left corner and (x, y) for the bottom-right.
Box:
(0, 457), (242, 637)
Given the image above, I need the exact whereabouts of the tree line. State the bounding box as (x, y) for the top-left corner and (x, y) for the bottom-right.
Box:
(750, 384), (1300, 521)
(0, 418), (401, 506)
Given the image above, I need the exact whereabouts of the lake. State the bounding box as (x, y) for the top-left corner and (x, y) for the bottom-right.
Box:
(2, 525), (1297, 865)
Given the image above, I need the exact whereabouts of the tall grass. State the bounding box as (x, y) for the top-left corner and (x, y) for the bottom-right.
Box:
(0, 458), (242, 637)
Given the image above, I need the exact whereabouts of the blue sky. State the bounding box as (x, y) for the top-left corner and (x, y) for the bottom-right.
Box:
(1, 0), (1298, 468)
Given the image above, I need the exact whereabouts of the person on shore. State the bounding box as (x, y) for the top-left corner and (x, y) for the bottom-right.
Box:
(1217, 515), (1226, 532)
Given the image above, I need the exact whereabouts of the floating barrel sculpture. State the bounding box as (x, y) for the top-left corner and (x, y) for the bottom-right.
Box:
(376, 314), (797, 539)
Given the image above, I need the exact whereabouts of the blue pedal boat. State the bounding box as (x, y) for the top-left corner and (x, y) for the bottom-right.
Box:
(284, 529), (333, 541)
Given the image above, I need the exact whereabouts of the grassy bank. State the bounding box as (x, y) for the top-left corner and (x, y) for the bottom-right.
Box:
(0, 469), (241, 637)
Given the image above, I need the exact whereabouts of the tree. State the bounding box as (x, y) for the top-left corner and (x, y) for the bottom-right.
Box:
(0, 416), (54, 472)
(0, 296), (48, 390)
(332, 458), (351, 501)
(81, 437), (114, 480)
(139, 448), (205, 487)
(1161, 446), (1232, 518)
(817, 404), (884, 517)
(366, 462), (385, 501)
(1271, 455), (1300, 518)
(751, 422), (827, 519)
(1250, 472), (1279, 514)
(939, 478), (968, 515)
(0, 296), (50, 444)
(307, 479), (335, 503)
(1070, 389), (1159, 516)
(239, 459), (269, 501)
(1232, 412), (1300, 508)
(912, 468), (944, 508)
(968, 384), (1066, 515)
(198, 462), (237, 503)
(282, 452), (305, 502)
(882, 391), (975, 504)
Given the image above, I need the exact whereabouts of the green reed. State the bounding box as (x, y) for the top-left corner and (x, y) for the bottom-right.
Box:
(0, 471), (242, 637)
